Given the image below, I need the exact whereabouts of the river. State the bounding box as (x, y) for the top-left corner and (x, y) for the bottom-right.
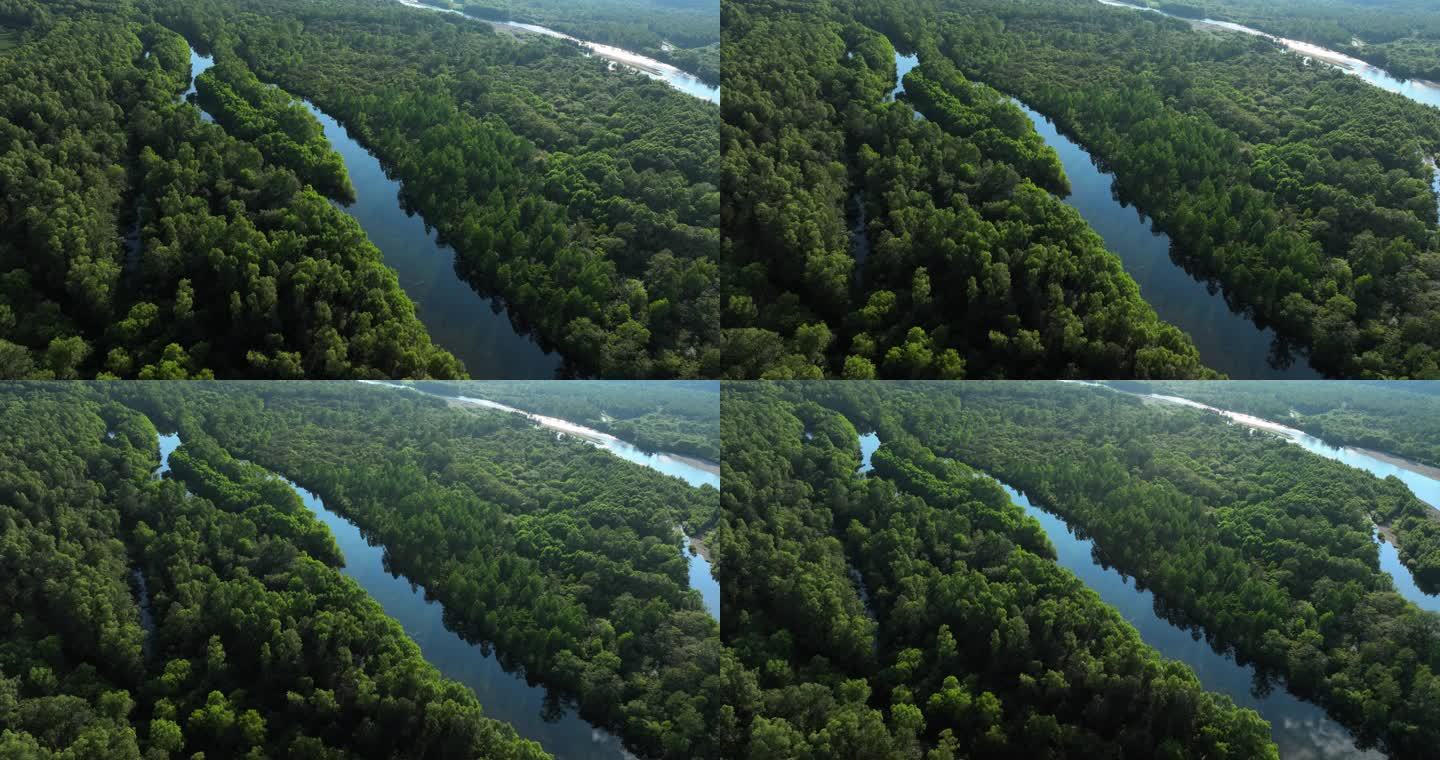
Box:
(152, 430), (636, 760)
(451, 393), (720, 488)
(176, 42), (561, 378)
(393, 0), (718, 104)
(1011, 98), (1317, 379)
(997, 477), (1381, 759)
(356, 380), (720, 618)
(1119, 387), (1440, 614)
(857, 427), (1381, 758)
(358, 380), (720, 489)
(1095, 0), (1440, 110)
(888, 49), (1316, 378)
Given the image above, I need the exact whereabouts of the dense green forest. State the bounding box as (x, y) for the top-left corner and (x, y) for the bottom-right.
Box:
(193, 59), (356, 203)
(0, 384), (550, 758)
(716, 383), (1277, 758)
(0, 381), (720, 758)
(422, 0), (720, 84)
(413, 379), (721, 460)
(845, 0), (1440, 377)
(1136, 0), (1440, 82)
(721, 0), (1216, 379)
(1138, 380), (1440, 470)
(116, 381), (722, 758)
(0, 0), (463, 379)
(175, 0), (719, 379)
(0, 0), (717, 379)
(730, 381), (1440, 758)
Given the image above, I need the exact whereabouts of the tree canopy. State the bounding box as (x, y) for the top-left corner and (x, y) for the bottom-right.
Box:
(720, 0), (1216, 379)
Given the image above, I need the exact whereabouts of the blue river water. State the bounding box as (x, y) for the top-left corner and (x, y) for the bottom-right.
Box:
(393, 0), (718, 103)
(889, 48), (1316, 378)
(178, 43), (559, 377)
(153, 431), (634, 760)
(996, 477), (1381, 759)
(857, 425), (1395, 758)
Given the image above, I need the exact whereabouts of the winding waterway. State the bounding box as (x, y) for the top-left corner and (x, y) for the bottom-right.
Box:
(995, 476), (1382, 759)
(888, 49), (1316, 377)
(393, 0), (718, 103)
(857, 427), (1380, 758)
(175, 41), (560, 378)
(153, 430), (636, 760)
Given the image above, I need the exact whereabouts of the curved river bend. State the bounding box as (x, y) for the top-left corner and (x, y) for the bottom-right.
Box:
(888, 49), (1316, 378)
(152, 432), (635, 760)
(179, 44), (559, 378)
(859, 428), (1381, 759)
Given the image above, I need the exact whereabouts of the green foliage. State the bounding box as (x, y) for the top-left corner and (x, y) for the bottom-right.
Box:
(720, 0), (1216, 379)
(0, 11), (463, 378)
(1142, 380), (1440, 469)
(1, 0), (718, 378)
(412, 379), (720, 460)
(716, 382), (1278, 758)
(160, 0), (719, 378)
(795, 380), (1440, 757)
(431, 0), (720, 83)
(109, 380), (722, 759)
(852, 0), (1440, 377)
(0, 384), (549, 759)
(1141, 0), (1440, 82)
(194, 58), (355, 202)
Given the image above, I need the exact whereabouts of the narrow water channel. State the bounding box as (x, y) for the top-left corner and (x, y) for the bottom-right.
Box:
(153, 430), (635, 760)
(682, 531), (719, 620)
(174, 40), (561, 378)
(992, 476), (1381, 760)
(1011, 98), (1317, 379)
(281, 473), (635, 760)
(857, 426), (1381, 757)
(887, 49), (1316, 378)
(298, 100), (561, 378)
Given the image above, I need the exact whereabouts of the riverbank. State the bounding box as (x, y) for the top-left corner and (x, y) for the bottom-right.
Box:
(394, 0), (719, 103)
(176, 39), (557, 377)
(1349, 445), (1440, 487)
